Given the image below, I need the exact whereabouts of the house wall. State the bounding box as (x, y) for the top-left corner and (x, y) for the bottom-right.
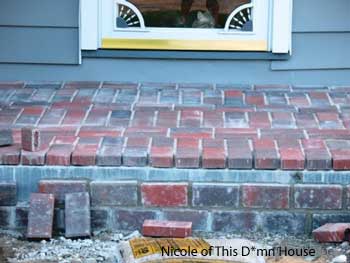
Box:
(0, 0), (349, 84)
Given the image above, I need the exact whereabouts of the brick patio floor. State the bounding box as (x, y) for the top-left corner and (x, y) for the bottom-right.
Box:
(1, 81), (350, 170)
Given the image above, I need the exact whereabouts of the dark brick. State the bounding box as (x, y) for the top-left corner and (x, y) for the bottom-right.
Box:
(141, 183), (188, 207)
(38, 180), (88, 205)
(212, 211), (258, 232)
(0, 129), (13, 146)
(27, 193), (55, 239)
(97, 137), (124, 166)
(65, 192), (91, 238)
(0, 182), (17, 206)
(90, 181), (138, 206)
(123, 137), (150, 167)
(294, 184), (343, 209)
(305, 149), (332, 170)
(91, 208), (110, 230)
(0, 207), (12, 228)
(53, 208), (65, 232)
(15, 206), (28, 229)
(242, 184), (290, 209)
(150, 137), (174, 168)
(21, 127), (40, 152)
(113, 208), (157, 231)
(162, 209), (209, 231)
(71, 144), (99, 166)
(261, 212), (306, 234)
(192, 183), (239, 207)
(253, 139), (280, 169)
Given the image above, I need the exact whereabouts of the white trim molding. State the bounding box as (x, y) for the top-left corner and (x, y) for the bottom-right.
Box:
(271, 0), (293, 54)
(81, 0), (99, 50)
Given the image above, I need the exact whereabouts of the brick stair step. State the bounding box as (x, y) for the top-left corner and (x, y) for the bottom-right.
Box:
(143, 219), (192, 238)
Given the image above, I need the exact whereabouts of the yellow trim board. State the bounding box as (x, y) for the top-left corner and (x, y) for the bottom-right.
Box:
(102, 38), (268, 51)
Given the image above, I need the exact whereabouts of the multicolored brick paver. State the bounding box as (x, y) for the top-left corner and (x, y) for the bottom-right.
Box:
(1, 81), (350, 170)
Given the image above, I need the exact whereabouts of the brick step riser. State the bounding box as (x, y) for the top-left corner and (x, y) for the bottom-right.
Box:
(1, 180), (350, 235)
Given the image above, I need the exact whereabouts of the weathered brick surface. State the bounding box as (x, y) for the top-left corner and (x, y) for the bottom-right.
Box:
(143, 219), (192, 238)
(65, 192), (91, 238)
(313, 223), (350, 243)
(261, 212), (306, 234)
(162, 209), (209, 231)
(241, 184), (290, 209)
(227, 139), (252, 169)
(38, 180), (88, 205)
(0, 207), (12, 228)
(192, 183), (239, 207)
(0, 182), (17, 206)
(2, 82), (350, 171)
(212, 211), (259, 232)
(175, 138), (200, 168)
(294, 184), (343, 209)
(90, 181), (138, 206)
(27, 193), (55, 239)
(21, 127), (41, 152)
(113, 208), (157, 231)
(91, 208), (109, 230)
(141, 183), (188, 207)
(0, 129), (13, 146)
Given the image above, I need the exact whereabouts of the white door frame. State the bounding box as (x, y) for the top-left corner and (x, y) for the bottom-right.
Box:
(81, 0), (293, 53)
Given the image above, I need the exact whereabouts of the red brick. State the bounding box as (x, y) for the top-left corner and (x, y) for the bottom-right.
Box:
(39, 180), (88, 205)
(72, 144), (99, 166)
(46, 144), (75, 166)
(215, 128), (257, 139)
(313, 223), (350, 243)
(27, 193), (55, 239)
(0, 145), (21, 165)
(65, 192), (91, 238)
(249, 112), (270, 128)
(279, 148), (305, 170)
(78, 127), (122, 138)
(202, 139), (226, 169)
(180, 110), (202, 127)
(141, 183), (188, 207)
(21, 127), (40, 152)
(332, 150), (350, 170)
(175, 138), (200, 168)
(253, 139), (280, 169)
(170, 128), (212, 139)
(241, 184), (290, 209)
(143, 220), (192, 238)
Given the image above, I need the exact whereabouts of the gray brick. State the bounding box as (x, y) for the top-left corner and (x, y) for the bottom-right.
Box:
(212, 211), (259, 233)
(162, 209), (209, 231)
(0, 182), (17, 206)
(192, 183), (239, 208)
(0, 129), (13, 146)
(113, 208), (157, 231)
(90, 181), (138, 206)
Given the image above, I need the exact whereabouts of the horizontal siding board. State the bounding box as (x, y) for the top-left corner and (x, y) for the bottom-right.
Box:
(293, 0), (350, 32)
(1, 58), (350, 85)
(0, 27), (79, 64)
(0, 0), (79, 27)
(271, 32), (350, 70)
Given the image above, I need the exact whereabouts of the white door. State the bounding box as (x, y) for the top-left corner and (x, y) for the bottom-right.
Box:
(81, 0), (292, 53)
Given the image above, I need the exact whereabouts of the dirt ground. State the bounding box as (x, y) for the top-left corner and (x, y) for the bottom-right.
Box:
(0, 231), (342, 263)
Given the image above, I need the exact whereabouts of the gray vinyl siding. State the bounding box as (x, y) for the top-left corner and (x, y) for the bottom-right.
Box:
(0, 0), (349, 84)
(272, 0), (350, 71)
(0, 0), (80, 65)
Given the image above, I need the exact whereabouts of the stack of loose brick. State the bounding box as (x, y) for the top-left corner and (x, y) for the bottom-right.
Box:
(27, 180), (91, 239)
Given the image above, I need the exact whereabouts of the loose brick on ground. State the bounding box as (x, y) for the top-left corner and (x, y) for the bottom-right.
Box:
(27, 193), (55, 239)
(143, 219), (192, 238)
(65, 192), (91, 238)
(313, 223), (350, 243)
